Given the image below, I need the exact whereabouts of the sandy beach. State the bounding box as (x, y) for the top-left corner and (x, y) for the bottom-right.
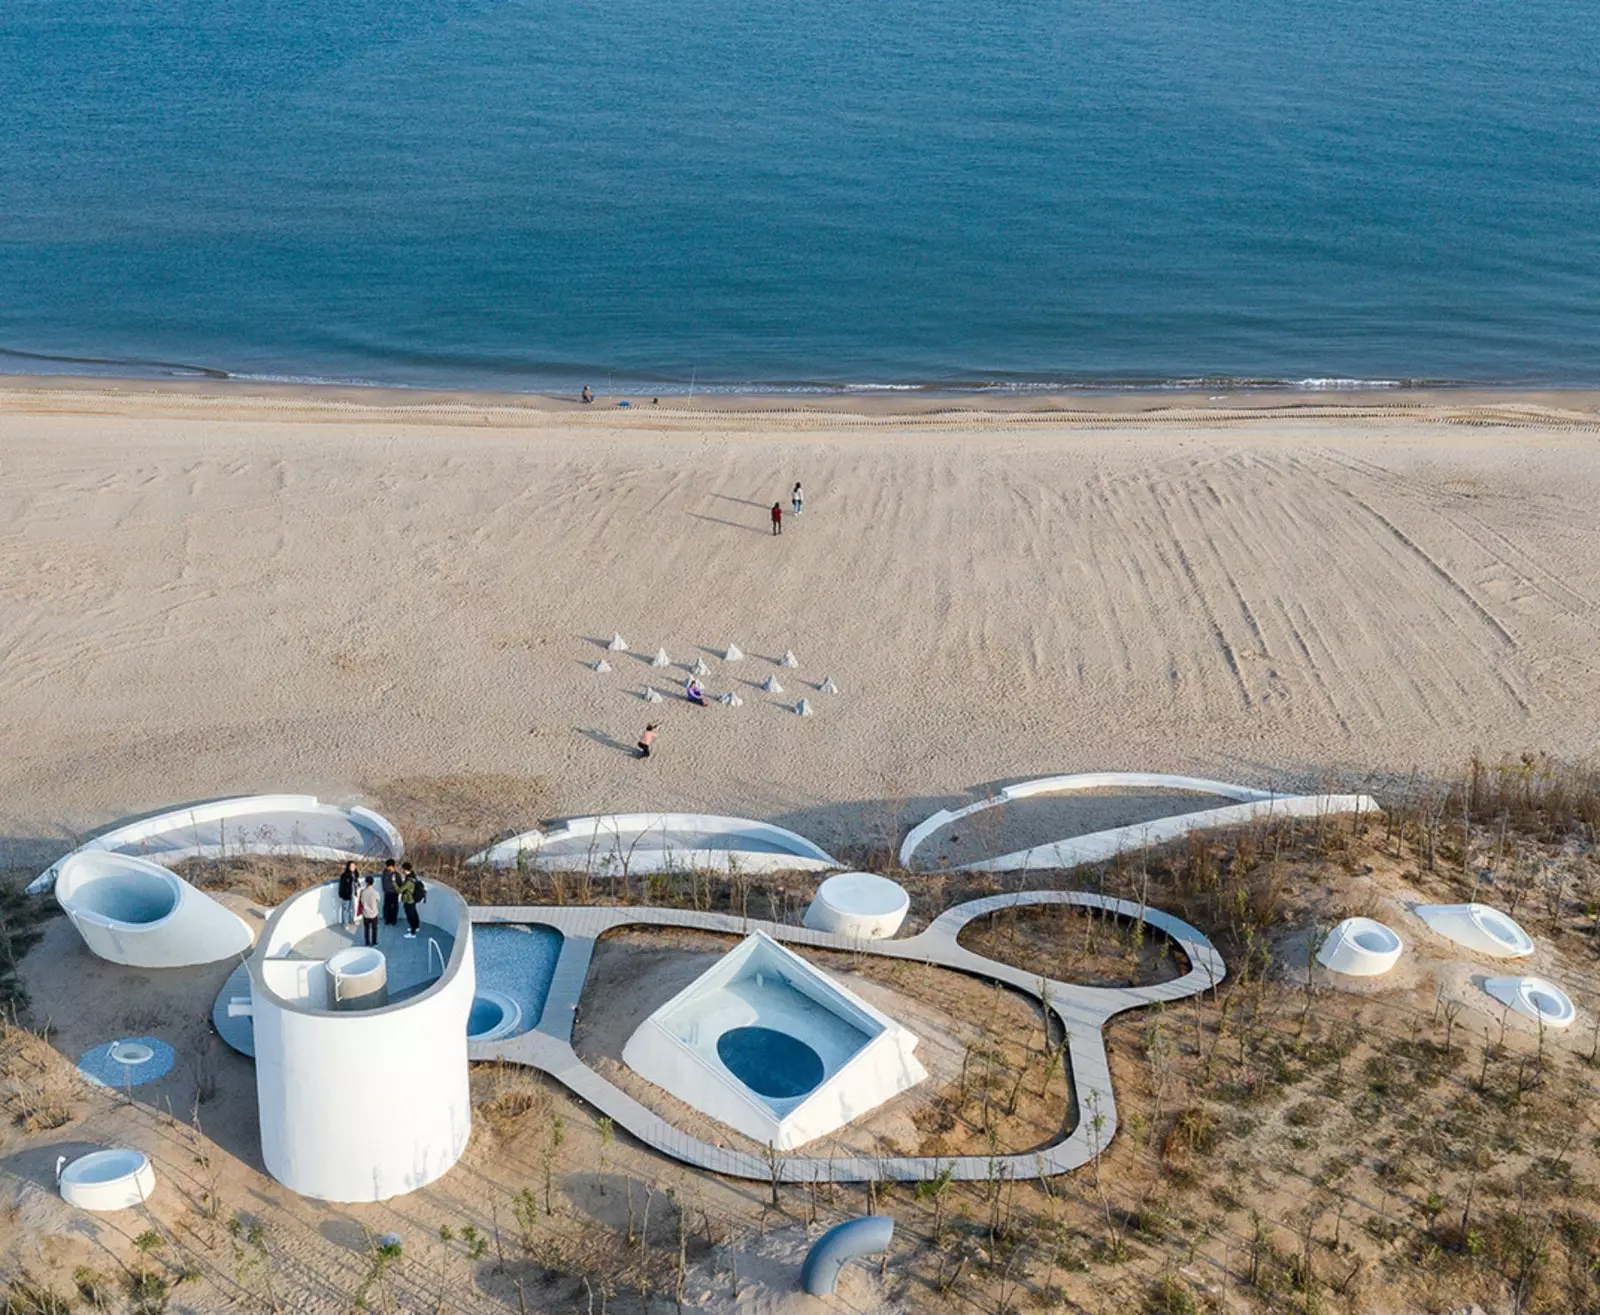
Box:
(3, 378), (1599, 864)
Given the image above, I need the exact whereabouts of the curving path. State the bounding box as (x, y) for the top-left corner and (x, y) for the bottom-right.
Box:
(469, 892), (1223, 1182)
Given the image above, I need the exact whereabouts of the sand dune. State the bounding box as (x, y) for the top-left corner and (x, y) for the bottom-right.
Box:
(2, 382), (1598, 860)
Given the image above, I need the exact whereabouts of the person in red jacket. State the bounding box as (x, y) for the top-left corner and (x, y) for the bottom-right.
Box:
(770, 502), (783, 536)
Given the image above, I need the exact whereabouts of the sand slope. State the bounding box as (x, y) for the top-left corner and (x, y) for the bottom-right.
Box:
(2, 385), (1598, 858)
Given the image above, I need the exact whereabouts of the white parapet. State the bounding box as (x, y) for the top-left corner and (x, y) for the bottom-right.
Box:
(468, 813), (838, 876)
(54, 850), (254, 968)
(29, 794), (403, 894)
(899, 772), (1381, 872)
(249, 881), (474, 1203)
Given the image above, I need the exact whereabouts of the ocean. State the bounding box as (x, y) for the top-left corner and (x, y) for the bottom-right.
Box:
(3, 0), (1598, 393)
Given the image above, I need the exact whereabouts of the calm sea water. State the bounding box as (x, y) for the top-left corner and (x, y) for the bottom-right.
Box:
(3, 0), (1598, 392)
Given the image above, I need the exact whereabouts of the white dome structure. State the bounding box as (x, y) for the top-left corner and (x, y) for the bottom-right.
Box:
(54, 850), (254, 968)
(1414, 903), (1534, 958)
(248, 881), (474, 1202)
(804, 873), (909, 939)
(1316, 917), (1403, 977)
(1483, 976), (1575, 1029)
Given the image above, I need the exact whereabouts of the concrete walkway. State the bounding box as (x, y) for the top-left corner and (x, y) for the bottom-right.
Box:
(469, 891), (1225, 1183)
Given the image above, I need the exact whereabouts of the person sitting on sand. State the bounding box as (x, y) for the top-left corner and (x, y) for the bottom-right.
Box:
(685, 678), (708, 706)
(581, 385), (593, 404)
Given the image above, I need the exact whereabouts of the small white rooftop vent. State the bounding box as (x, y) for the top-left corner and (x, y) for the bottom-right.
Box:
(1414, 903), (1534, 958)
(1483, 976), (1575, 1029)
(1317, 917), (1402, 977)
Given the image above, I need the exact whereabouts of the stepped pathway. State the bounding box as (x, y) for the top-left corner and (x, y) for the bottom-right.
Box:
(469, 892), (1224, 1183)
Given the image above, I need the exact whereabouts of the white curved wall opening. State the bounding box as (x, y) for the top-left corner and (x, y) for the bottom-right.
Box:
(55, 851), (254, 968)
(1484, 975), (1575, 1029)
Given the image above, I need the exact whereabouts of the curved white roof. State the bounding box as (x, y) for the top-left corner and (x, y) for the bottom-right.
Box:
(1483, 975), (1575, 1028)
(469, 813), (837, 875)
(900, 773), (1382, 872)
(30, 795), (402, 895)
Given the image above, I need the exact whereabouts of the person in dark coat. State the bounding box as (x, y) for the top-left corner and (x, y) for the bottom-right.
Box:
(337, 861), (359, 927)
(380, 859), (400, 926)
(399, 862), (423, 939)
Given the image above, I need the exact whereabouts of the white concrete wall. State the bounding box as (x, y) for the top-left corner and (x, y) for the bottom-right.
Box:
(251, 883), (474, 1202)
(55, 851), (254, 968)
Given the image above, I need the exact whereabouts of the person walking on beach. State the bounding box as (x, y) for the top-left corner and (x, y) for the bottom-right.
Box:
(636, 722), (660, 758)
(771, 502), (783, 535)
(399, 861), (425, 939)
(337, 861), (359, 927)
(792, 482), (803, 516)
(380, 859), (400, 926)
(359, 876), (381, 946)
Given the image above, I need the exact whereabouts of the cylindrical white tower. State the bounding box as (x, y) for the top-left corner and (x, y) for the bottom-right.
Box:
(248, 881), (474, 1202)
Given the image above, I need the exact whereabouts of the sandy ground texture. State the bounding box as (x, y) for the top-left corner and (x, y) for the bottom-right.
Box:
(3, 381), (1600, 866)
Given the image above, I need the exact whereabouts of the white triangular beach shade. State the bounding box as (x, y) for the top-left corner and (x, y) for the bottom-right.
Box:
(643, 687), (664, 703)
(779, 650), (799, 668)
(593, 658), (612, 673)
(651, 648), (671, 667)
(724, 643), (745, 661)
(818, 676), (839, 694)
(607, 633), (629, 652)
(717, 692), (743, 707)
(691, 657), (711, 676)
(795, 698), (814, 716)
(762, 675), (784, 693)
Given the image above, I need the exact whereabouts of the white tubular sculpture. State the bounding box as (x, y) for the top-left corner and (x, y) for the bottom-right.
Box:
(249, 882), (474, 1203)
(1413, 903), (1535, 958)
(54, 851), (254, 968)
(1317, 917), (1403, 977)
(469, 814), (838, 875)
(900, 773), (1381, 872)
(29, 795), (403, 894)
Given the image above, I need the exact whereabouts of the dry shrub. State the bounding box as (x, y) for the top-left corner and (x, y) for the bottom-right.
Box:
(473, 1062), (552, 1131)
(0, 1019), (81, 1132)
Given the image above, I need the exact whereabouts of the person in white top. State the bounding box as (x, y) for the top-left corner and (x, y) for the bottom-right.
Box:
(359, 876), (381, 946)
(792, 482), (804, 515)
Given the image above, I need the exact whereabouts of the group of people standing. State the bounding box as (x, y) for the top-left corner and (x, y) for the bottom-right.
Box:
(336, 859), (427, 947)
